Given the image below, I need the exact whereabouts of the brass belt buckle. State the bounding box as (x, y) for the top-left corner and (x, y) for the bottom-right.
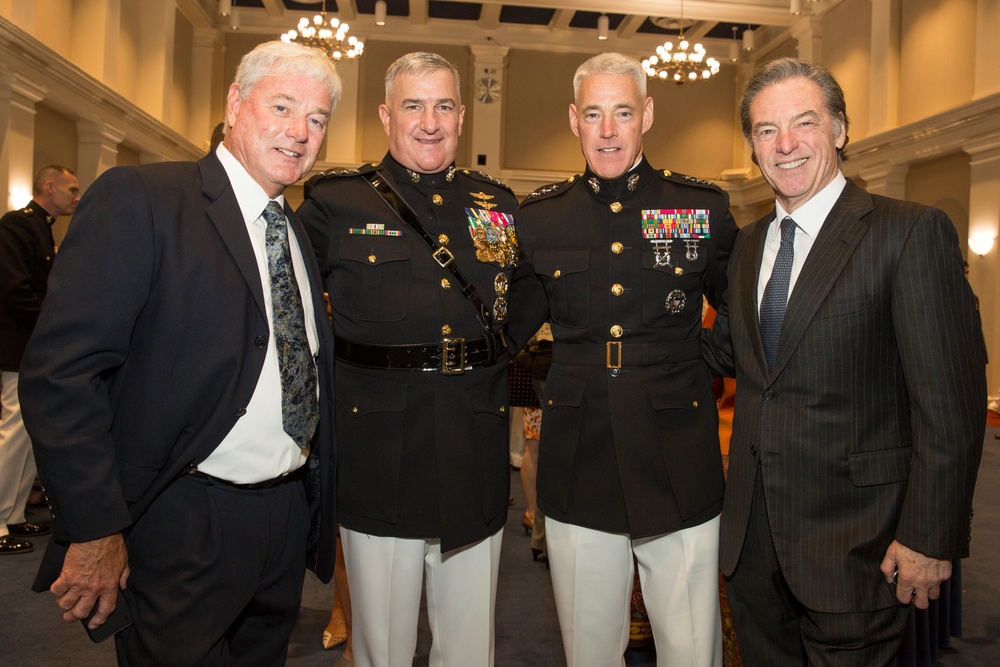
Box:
(606, 341), (622, 369)
(432, 246), (455, 268)
(441, 337), (466, 375)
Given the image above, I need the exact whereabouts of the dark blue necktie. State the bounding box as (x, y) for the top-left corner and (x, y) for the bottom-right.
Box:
(263, 201), (318, 449)
(760, 216), (796, 373)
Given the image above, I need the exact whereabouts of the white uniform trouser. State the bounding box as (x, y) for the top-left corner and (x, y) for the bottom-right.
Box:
(546, 515), (722, 667)
(0, 372), (36, 536)
(341, 526), (503, 667)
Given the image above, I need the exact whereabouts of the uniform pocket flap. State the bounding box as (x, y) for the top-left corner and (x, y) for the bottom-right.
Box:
(646, 376), (703, 411)
(848, 447), (911, 486)
(543, 366), (586, 409)
(470, 373), (509, 416)
(334, 371), (408, 416)
(533, 248), (591, 279)
(340, 234), (411, 266)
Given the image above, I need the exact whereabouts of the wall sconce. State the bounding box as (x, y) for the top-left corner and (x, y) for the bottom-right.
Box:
(969, 232), (996, 256)
(598, 14), (609, 40)
(375, 0), (387, 26)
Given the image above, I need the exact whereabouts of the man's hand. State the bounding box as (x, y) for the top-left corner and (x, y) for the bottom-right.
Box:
(880, 540), (952, 609)
(51, 534), (130, 629)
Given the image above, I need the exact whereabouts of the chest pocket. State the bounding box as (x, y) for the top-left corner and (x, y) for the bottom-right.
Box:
(640, 239), (707, 326)
(534, 248), (590, 328)
(334, 234), (412, 322)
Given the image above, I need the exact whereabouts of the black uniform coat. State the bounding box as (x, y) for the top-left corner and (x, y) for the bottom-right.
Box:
(0, 200), (56, 371)
(19, 154), (338, 586)
(703, 180), (986, 612)
(298, 153), (518, 552)
(512, 157), (737, 537)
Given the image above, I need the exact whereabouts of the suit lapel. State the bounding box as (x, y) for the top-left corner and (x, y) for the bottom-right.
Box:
(200, 155), (267, 321)
(770, 181), (874, 377)
(737, 213), (773, 377)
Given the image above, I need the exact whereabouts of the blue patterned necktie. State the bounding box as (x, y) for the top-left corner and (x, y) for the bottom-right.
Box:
(262, 201), (318, 449)
(760, 216), (797, 373)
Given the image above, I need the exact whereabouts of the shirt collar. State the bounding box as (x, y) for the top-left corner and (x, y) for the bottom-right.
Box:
(215, 144), (285, 224)
(773, 170), (847, 241)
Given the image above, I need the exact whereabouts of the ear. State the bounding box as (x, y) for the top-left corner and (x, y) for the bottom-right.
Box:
(835, 112), (847, 149)
(378, 104), (391, 137)
(456, 104), (466, 137)
(569, 104), (581, 138)
(641, 97), (654, 134)
(224, 84), (241, 131)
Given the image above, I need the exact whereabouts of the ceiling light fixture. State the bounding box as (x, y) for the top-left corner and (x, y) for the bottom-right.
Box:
(598, 14), (609, 40)
(791, 0), (803, 15)
(743, 26), (755, 51)
(375, 0), (387, 27)
(280, 0), (364, 62)
(729, 26), (739, 63)
(642, 0), (719, 84)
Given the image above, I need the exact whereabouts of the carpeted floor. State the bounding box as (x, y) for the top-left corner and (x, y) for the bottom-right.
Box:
(2, 426), (998, 666)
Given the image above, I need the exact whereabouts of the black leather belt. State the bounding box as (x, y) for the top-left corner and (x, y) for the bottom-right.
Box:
(185, 466), (305, 490)
(335, 332), (506, 375)
(552, 339), (702, 369)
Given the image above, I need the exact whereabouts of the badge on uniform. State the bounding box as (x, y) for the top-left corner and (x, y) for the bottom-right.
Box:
(466, 208), (519, 268)
(349, 223), (402, 236)
(641, 209), (710, 267)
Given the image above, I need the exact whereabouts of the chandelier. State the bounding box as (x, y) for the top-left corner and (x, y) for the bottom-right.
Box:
(641, 1), (719, 84)
(279, 1), (364, 62)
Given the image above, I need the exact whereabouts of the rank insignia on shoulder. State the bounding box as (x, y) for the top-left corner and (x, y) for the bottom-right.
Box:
(524, 176), (578, 203)
(466, 209), (518, 268)
(462, 169), (513, 194)
(349, 223), (402, 237)
(641, 209), (711, 239)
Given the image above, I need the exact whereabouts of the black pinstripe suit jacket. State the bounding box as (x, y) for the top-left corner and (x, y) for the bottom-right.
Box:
(705, 179), (985, 613)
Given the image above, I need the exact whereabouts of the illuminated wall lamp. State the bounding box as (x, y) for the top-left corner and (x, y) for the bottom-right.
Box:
(969, 232), (996, 256)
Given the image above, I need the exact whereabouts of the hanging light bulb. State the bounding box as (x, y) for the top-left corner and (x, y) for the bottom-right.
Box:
(280, 0), (365, 62)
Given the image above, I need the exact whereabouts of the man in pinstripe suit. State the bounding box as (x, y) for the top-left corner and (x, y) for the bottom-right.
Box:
(703, 58), (986, 665)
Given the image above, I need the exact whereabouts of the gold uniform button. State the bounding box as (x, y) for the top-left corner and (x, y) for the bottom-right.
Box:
(663, 169), (673, 177)
(351, 406), (359, 415)
(553, 269), (562, 279)
(441, 324), (452, 336)
(438, 234), (449, 246)
(611, 242), (624, 254)
(432, 194), (443, 206)
(692, 400), (699, 408)
(499, 406), (506, 414)
(610, 325), (623, 338)
(441, 278), (452, 290)
(547, 399), (553, 407)
(610, 202), (623, 213)
(368, 255), (376, 264)
(611, 284), (624, 296)
(675, 267), (684, 276)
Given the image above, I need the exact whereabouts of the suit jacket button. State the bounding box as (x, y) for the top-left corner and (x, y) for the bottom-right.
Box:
(764, 390), (774, 400)
(255, 336), (266, 348)
(750, 446), (758, 457)
(235, 408), (247, 417)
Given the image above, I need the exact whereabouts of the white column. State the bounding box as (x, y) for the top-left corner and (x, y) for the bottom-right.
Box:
(76, 120), (125, 189)
(974, 0), (1000, 99)
(790, 16), (822, 63)
(858, 162), (907, 199)
(323, 58), (361, 165)
(869, 0), (901, 134)
(0, 73), (46, 212)
(468, 45), (509, 174)
(963, 134), (1000, 394)
(190, 28), (225, 147)
(135, 0), (176, 124)
(70, 0), (120, 87)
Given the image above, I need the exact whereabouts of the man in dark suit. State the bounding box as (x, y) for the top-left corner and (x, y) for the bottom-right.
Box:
(703, 58), (986, 665)
(513, 52), (736, 667)
(297, 52), (517, 667)
(19, 41), (341, 665)
(0, 165), (79, 555)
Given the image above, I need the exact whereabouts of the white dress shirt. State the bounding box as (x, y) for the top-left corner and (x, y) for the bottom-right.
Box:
(757, 172), (848, 313)
(197, 144), (319, 483)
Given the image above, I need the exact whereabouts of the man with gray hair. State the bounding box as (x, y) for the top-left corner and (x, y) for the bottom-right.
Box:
(20, 41), (341, 664)
(513, 52), (737, 666)
(703, 57), (985, 665)
(0, 165), (79, 555)
(298, 51), (518, 666)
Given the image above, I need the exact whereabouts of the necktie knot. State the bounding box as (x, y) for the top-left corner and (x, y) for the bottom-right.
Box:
(779, 215), (796, 243)
(263, 200), (285, 226)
